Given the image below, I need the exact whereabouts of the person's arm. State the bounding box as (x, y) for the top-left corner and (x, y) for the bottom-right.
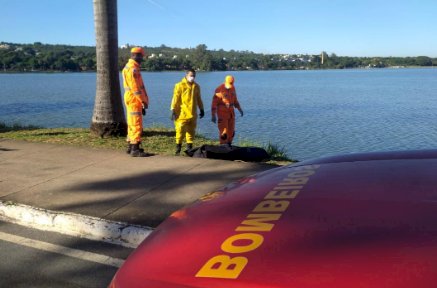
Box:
(234, 89), (243, 116)
(211, 90), (219, 123)
(196, 85), (204, 118)
(170, 83), (181, 120)
(126, 68), (147, 113)
(141, 83), (149, 108)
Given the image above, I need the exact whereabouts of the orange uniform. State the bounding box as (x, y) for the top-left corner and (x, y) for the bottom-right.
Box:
(122, 59), (149, 145)
(211, 83), (242, 144)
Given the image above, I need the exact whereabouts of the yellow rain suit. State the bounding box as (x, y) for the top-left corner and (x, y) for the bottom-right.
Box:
(171, 77), (204, 145)
(211, 83), (242, 144)
(122, 59), (149, 145)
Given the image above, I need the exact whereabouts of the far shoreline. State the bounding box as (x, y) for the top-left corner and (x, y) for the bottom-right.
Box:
(1, 66), (436, 74)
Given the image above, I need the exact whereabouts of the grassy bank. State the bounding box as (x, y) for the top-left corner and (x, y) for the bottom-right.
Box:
(0, 123), (296, 165)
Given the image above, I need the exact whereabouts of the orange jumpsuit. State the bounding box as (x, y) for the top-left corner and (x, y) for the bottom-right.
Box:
(211, 84), (242, 144)
(122, 59), (149, 145)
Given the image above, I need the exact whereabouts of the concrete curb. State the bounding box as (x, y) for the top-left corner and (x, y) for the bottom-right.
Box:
(0, 200), (153, 248)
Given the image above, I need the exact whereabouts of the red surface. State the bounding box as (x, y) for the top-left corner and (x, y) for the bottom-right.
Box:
(110, 150), (437, 288)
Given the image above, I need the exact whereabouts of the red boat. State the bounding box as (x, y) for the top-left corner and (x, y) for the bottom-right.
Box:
(110, 150), (437, 288)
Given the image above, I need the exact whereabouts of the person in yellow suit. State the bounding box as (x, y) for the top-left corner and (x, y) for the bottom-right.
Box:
(171, 69), (205, 155)
(211, 75), (244, 146)
(122, 47), (149, 157)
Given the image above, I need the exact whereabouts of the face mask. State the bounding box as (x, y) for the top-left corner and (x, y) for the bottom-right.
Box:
(133, 54), (143, 63)
(187, 76), (195, 83)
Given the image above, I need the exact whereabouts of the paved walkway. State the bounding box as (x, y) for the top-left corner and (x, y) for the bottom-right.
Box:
(0, 139), (274, 247)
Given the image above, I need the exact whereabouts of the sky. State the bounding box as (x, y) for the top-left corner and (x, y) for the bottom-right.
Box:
(1, 0), (436, 57)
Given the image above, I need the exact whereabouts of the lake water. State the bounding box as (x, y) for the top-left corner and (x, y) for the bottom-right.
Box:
(1, 69), (437, 160)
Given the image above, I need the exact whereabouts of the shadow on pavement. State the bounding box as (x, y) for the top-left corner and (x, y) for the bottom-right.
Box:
(56, 164), (271, 227)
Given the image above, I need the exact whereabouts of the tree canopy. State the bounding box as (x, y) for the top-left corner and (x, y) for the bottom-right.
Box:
(1, 42), (435, 72)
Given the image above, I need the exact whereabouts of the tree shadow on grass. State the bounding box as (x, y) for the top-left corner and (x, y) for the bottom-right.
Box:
(142, 130), (175, 137)
(0, 124), (41, 133)
(0, 148), (16, 152)
(29, 132), (69, 136)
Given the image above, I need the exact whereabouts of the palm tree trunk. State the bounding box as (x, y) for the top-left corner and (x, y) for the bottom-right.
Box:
(90, 0), (127, 137)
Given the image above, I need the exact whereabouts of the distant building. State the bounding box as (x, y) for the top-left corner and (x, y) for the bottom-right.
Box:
(0, 43), (11, 50)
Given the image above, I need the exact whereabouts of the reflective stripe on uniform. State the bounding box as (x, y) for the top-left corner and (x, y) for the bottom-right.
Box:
(130, 111), (142, 116)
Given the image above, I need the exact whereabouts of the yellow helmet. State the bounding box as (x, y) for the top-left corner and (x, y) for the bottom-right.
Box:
(131, 47), (145, 56)
(225, 75), (234, 88)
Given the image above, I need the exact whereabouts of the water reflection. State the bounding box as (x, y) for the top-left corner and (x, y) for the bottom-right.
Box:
(1, 69), (437, 160)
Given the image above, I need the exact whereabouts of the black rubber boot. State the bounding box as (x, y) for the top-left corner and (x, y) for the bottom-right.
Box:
(183, 143), (194, 156)
(175, 144), (182, 155)
(126, 143), (132, 154)
(130, 144), (149, 157)
(138, 142), (145, 153)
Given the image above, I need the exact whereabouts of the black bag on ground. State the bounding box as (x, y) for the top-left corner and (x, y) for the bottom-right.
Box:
(186, 145), (270, 162)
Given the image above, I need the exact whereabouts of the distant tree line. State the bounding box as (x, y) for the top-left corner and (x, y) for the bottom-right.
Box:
(1, 42), (436, 72)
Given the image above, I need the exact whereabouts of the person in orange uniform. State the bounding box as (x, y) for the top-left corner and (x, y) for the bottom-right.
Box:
(122, 47), (149, 157)
(171, 69), (205, 155)
(211, 75), (244, 146)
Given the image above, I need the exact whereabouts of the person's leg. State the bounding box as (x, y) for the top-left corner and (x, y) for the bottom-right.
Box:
(127, 108), (142, 143)
(175, 119), (185, 155)
(128, 110), (148, 157)
(227, 116), (235, 145)
(217, 116), (229, 144)
(185, 119), (196, 150)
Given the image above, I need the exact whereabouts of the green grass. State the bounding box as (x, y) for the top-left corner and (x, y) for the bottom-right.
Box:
(264, 142), (296, 162)
(1, 122), (296, 165)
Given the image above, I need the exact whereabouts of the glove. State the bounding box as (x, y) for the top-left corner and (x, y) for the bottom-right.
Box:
(142, 103), (147, 115)
(143, 103), (148, 109)
(171, 110), (177, 121)
(239, 109), (244, 117)
(199, 109), (205, 119)
(211, 116), (217, 123)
